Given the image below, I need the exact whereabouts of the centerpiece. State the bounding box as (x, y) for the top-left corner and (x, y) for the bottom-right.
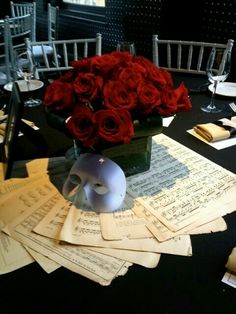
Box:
(43, 51), (192, 176)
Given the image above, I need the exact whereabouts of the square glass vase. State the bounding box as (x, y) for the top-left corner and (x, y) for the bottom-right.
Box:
(66, 116), (163, 177)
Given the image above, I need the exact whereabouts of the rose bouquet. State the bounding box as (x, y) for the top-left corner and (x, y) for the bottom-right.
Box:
(43, 51), (192, 150)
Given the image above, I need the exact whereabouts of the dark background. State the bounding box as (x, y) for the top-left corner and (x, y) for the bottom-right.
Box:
(2, 0), (236, 80)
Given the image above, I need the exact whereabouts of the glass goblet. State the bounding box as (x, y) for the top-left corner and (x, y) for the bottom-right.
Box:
(116, 41), (136, 56)
(15, 48), (42, 108)
(201, 47), (231, 113)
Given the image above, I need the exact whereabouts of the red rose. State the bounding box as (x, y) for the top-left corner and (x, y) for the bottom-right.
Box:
(103, 80), (137, 111)
(91, 52), (132, 78)
(43, 80), (75, 110)
(157, 85), (178, 116)
(73, 73), (103, 102)
(174, 82), (192, 112)
(66, 106), (98, 147)
(94, 109), (134, 144)
(58, 69), (77, 82)
(117, 62), (146, 90)
(137, 82), (161, 116)
(71, 58), (92, 73)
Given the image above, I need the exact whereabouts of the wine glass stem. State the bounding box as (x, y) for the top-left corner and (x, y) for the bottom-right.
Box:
(26, 79), (30, 92)
(209, 80), (218, 109)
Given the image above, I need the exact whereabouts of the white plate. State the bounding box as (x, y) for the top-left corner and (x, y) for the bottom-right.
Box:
(4, 80), (44, 92)
(208, 82), (236, 97)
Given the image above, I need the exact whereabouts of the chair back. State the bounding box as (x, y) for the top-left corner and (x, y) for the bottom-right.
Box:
(25, 33), (102, 79)
(4, 14), (34, 82)
(48, 3), (59, 41)
(10, 1), (36, 41)
(152, 35), (234, 75)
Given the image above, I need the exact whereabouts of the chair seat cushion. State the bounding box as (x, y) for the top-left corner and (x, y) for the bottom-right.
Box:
(32, 45), (53, 59)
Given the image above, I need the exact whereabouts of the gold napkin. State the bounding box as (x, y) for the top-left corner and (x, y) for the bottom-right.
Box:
(226, 247), (236, 273)
(194, 117), (236, 142)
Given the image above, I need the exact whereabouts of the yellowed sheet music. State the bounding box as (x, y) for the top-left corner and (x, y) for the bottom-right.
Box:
(34, 201), (192, 256)
(24, 246), (61, 274)
(0, 220), (34, 274)
(133, 200), (227, 241)
(0, 174), (57, 228)
(0, 174), (66, 273)
(0, 174), (46, 205)
(87, 247), (161, 268)
(3, 178), (131, 285)
(127, 134), (236, 233)
(26, 158), (49, 175)
(100, 206), (151, 240)
(34, 199), (161, 267)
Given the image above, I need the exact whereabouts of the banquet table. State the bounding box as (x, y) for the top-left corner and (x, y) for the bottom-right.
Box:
(1, 74), (236, 314)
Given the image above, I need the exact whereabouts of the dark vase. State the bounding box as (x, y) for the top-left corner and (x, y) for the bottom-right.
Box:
(45, 107), (163, 176)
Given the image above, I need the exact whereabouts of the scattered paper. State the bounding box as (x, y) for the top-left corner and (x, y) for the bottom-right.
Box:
(163, 115), (175, 127)
(222, 271), (236, 288)
(24, 246), (61, 274)
(127, 134), (236, 237)
(34, 202), (192, 256)
(0, 220), (34, 274)
(1, 132), (236, 285)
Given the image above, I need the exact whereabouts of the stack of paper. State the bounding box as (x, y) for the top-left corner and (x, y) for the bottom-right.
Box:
(1, 134), (235, 285)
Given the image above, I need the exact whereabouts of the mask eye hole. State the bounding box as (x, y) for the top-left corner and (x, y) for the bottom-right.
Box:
(92, 183), (108, 195)
(69, 174), (81, 186)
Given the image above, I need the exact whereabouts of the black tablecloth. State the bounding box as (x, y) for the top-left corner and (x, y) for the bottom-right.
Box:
(1, 75), (236, 314)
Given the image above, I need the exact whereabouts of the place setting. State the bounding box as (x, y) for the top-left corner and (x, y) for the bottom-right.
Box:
(3, 48), (44, 107)
(187, 45), (236, 149)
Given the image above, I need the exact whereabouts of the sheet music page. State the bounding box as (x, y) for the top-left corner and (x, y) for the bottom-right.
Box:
(4, 179), (131, 285)
(188, 217), (227, 234)
(0, 163), (4, 182)
(24, 246), (61, 274)
(26, 158), (49, 175)
(34, 202), (192, 256)
(87, 246), (161, 268)
(99, 206), (152, 240)
(0, 175), (68, 273)
(127, 134), (236, 232)
(0, 174), (57, 229)
(133, 201), (227, 241)
(0, 220), (34, 274)
(0, 174), (46, 205)
(34, 200), (160, 267)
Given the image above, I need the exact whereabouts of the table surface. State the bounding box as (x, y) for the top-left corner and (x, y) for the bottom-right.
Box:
(1, 74), (236, 314)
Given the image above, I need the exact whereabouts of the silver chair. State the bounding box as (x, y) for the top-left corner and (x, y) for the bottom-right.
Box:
(152, 35), (234, 75)
(2, 14), (34, 83)
(48, 3), (59, 41)
(32, 3), (60, 62)
(10, 1), (36, 41)
(25, 33), (102, 80)
(0, 22), (7, 84)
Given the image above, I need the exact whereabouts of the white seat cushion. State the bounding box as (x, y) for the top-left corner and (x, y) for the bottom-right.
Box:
(32, 45), (53, 59)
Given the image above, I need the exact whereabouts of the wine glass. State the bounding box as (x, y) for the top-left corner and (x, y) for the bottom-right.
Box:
(201, 47), (231, 113)
(14, 48), (42, 107)
(116, 41), (136, 56)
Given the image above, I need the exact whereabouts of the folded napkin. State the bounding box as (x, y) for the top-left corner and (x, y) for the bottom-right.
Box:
(194, 116), (236, 142)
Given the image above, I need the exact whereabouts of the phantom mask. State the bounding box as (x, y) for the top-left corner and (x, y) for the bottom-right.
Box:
(62, 153), (126, 213)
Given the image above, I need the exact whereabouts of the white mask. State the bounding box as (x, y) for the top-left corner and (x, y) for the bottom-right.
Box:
(62, 153), (126, 213)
